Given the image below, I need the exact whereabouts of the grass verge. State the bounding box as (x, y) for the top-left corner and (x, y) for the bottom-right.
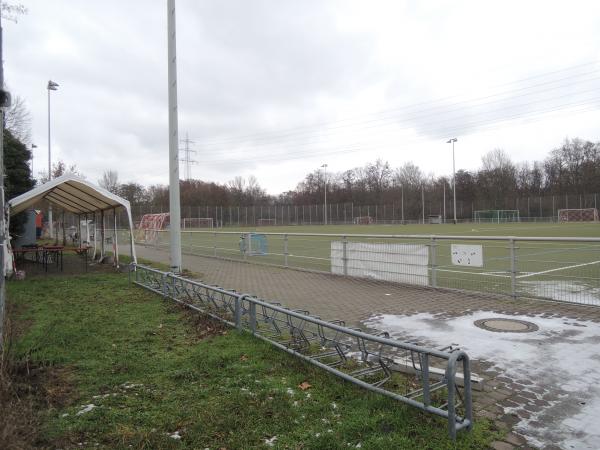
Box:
(4, 271), (500, 449)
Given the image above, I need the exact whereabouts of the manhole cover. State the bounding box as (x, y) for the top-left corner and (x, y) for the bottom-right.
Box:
(474, 318), (539, 333)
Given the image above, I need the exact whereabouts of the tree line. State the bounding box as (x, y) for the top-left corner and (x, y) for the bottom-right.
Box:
(100, 137), (600, 220)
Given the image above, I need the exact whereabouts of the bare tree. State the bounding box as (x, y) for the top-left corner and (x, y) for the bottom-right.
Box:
(37, 160), (82, 183)
(4, 95), (31, 143)
(99, 170), (120, 194)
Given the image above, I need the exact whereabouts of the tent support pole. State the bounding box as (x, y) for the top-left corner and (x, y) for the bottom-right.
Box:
(113, 208), (119, 268)
(77, 214), (81, 249)
(100, 209), (105, 261)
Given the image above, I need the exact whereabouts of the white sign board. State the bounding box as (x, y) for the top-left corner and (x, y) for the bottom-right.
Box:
(451, 244), (483, 267)
(331, 242), (429, 286)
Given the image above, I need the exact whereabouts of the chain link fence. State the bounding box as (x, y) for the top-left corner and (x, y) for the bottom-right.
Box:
(139, 231), (600, 306)
(131, 192), (600, 225)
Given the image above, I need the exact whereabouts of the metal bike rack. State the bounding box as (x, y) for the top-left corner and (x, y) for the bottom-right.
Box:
(131, 264), (473, 439)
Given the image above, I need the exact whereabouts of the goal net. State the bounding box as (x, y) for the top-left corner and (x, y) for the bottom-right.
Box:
(474, 210), (520, 223)
(182, 217), (214, 229)
(353, 216), (374, 225)
(558, 208), (599, 222)
(136, 213), (169, 244)
(257, 218), (276, 226)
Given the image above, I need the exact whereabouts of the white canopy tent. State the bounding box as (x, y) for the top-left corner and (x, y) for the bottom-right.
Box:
(7, 173), (137, 265)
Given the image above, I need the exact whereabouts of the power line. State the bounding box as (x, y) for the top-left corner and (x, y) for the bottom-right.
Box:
(200, 101), (600, 165)
(199, 89), (600, 162)
(196, 61), (600, 147)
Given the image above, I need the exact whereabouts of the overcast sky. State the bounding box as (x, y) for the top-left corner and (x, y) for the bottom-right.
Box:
(6, 0), (600, 194)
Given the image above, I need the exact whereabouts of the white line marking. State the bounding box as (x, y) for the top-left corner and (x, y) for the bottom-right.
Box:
(516, 260), (600, 279)
(435, 268), (510, 278)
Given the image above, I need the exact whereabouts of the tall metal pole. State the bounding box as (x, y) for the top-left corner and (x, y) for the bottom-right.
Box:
(401, 185), (404, 223)
(46, 80), (58, 239)
(321, 164), (328, 225)
(421, 184), (425, 224)
(443, 181), (446, 223)
(447, 138), (458, 224)
(47, 86), (53, 237)
(0, 12), (5, 347)
(167, 0), (182, 272)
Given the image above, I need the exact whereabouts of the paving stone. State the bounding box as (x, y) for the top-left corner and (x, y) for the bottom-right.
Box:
(504, 433), (527, 446)
(134, 246), (600, 449)
(491, 441), (515, 450)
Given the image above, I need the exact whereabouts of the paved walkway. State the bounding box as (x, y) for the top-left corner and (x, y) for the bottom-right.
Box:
(135, 245), (600, 449)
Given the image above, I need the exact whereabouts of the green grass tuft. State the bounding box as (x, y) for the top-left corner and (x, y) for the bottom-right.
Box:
(6, 272), (500, 449)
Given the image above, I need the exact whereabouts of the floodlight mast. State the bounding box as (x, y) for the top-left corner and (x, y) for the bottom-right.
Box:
(47, 80), (58, 238)
(321, 164), (328, 225)
(167, 0), (182, 272)
(447, 138), (458, 224)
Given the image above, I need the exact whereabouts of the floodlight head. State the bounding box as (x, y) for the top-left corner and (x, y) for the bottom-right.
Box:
(321, 164), (328, 168)
(32, 144), (37, 148)
(47, 80), (59, 90)
(446, 138), (457, 144)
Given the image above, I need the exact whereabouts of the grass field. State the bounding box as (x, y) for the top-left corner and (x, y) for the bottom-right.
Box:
(141, 222), (600, 305)
(3, 270), (499, 449)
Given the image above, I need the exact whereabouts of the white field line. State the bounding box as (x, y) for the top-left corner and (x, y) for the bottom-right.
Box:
(516, 260), (600, 279)
(435, 268), (510, 278)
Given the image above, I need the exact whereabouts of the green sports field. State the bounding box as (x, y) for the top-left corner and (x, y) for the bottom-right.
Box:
(144, 222), (600, 305)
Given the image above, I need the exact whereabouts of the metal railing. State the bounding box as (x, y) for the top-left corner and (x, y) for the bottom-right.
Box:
(138, 231), (600, 306)
(131, 264), (473, 438)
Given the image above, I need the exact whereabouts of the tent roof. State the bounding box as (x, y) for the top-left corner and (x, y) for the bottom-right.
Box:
(8, 174), (131, 216)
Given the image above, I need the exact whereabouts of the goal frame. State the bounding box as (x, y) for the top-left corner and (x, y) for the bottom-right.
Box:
(557, 208), (599, 222)
(256, 218), (276, 226)
(353, 216), (374, 225)
(182, 217), (214, 229)
(473, 210), (520, 224)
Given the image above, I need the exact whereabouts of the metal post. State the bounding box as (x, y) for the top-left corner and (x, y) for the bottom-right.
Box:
(342, 236), (348, 276)
(249, 302), (257, 334)
(443, 182), (446, 223)
(47, 81), (59, 238)
(422, 354), (430, 406)
(162, 273), (168, 298)
(322, 164), (328, 225)
(213, 231), (217, 257)
(446, 138), (458, 224)
(430, 237), (437, 288)
(401, 186), (404, 224)
(234, 296), (242, 330)
(421, 185), (425, 224)
(0, 22), (4, 346)
(509, 238), (517, 299)
(167, 0), (182, 272)
(283, 234), (289, 267)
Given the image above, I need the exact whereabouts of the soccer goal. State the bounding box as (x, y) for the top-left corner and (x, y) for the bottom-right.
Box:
(558, 208), (599, 222)
(257, 218), (276, 226)
(473, 210), (520, 223)
(182, 217), (214, 229)
(353, 216), (374, 225)
(136, 213), (169, 244)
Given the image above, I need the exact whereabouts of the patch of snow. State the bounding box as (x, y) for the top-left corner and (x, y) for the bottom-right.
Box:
(168, 431), (181, 440)
(286, 388), (294, 396)
(76, 404), (96, 415)
(264, 436), (277, 446)
(366, 310), (600, 449)
(519, 280), (600, 305)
